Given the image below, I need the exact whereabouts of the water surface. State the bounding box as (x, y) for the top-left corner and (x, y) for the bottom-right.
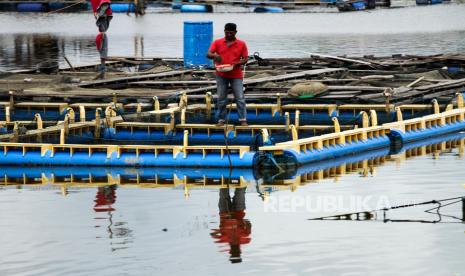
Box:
(1, 4), (465, 70)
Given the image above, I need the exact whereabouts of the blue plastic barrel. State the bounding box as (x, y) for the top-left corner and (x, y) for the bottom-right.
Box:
(183, 21), (213, 68)
(110, 3), (135, 13)
(254, 6), (284, 13)
(351, 1), (366, 10)
(17, 3), (46, 12)
(180, 4), (212, 12)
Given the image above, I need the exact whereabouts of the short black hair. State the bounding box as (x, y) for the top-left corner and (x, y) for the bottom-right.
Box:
(224, 23), (237, 32)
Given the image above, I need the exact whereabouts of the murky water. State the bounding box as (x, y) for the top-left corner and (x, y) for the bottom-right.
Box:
(1, 4), (465, 274)
(0, 134), (464, 275)
(1, 4), (465, 70)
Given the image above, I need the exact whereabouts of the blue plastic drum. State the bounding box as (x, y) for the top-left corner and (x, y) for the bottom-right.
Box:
(183, 21), (213, 68)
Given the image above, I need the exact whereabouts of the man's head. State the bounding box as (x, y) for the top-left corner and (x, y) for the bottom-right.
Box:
(224, 23), (237, 41)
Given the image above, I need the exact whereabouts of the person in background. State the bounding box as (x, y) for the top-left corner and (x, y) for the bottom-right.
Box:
(91, 0), (113, 79)
(207, 23), (249, 127)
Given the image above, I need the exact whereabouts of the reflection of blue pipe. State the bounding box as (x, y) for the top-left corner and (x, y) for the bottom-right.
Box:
(281, 136), (391, 166)
(392, 131), (465, 154)
(389, 121), (465, 146)
(0, 166), (256, 182)
(0, 150), (257, 168)
(295, 147), (390, 176)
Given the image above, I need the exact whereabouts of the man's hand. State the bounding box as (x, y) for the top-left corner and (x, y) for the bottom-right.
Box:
(213, 54), (222, 63)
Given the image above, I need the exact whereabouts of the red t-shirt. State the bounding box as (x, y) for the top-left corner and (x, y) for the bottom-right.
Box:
(91, 0), (112, 15)
(209, 38), (248, 79)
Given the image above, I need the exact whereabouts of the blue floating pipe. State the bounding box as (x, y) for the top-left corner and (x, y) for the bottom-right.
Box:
(208, 110), (332, 125)
(388, 120), (465, 146)
(416, 0), (442, 4)
(278, 135), (391, 166)
(110, 3), (135, 13)
(17, 3), (46, 12)
(0, 108), (64, 121)
(103, 128), (297, 148)
(180, 4), (212, 13)
(254, 6), (284, 13)
(0, 149), (257, 168)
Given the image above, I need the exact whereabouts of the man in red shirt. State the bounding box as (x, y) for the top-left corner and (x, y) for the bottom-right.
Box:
(207, 23), (248, 126)
(91, 0), (113, 79)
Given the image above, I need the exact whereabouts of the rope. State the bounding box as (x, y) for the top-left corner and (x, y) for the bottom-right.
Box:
(43, 0), (87, 16)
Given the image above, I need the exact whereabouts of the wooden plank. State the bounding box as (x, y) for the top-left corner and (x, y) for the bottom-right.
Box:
(14, 102), (68, 108)
(244, 68), (347, 86)
(78, 70), (193, 88)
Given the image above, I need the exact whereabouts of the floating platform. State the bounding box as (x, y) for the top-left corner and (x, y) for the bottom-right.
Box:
(0, 93), (464, 168)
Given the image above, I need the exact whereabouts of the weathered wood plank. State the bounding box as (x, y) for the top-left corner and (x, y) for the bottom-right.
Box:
(78, 70), (193, 88)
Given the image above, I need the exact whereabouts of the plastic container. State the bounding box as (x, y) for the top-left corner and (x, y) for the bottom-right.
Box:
(351, 1), (366, 10)
(183, 21), (213, 68)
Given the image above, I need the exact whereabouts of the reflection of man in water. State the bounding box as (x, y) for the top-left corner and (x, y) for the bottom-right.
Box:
(210, 188), (251, 263)
(94, 185), (117, 212)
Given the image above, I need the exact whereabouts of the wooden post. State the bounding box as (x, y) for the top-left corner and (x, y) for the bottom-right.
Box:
(396, 107), (403, 122)
(63, 114), (70, 135)
(180, 92), (188, 108)
(290, 124), (298, 141)
(383, 88), (393, 113)
(276, 93), (282, 115)
(432, 99), (440, 114)
(456, 92), (464, 109)
(183, 130), (188, 158)
(95, 108), (101, 138)
(112, 92), (117, 105)
(79, 105), (86, 122)
(332, 117), (341, 133)
(12, 122), (19, 143)
(60, 128), (65, 145)
(295, 110), (300, 128)
(169, 112), (175, 132)
(360, 111), (369, 128)
(34, 114), (43, 129)
(261, 129), (270, 144)
(205, 92), (212, 120)
(104, 106), (115, 128)
(9, 91), (14, 110)
(153, 96), (160, 111)
(369, 110), (378, 126)
(181, 108), (186, 124)
(67, 108), (75, 124)
(153, 96), (160, 122)
(5, 106), (10, 124)
(136, 103), (142, 114)
(285, 112), (290, 129)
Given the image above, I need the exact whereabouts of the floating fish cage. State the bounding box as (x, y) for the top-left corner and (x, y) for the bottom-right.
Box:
(0, 92), (464, 168)
(2, 131), (463, 193)
(3, 54), (465, 169)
